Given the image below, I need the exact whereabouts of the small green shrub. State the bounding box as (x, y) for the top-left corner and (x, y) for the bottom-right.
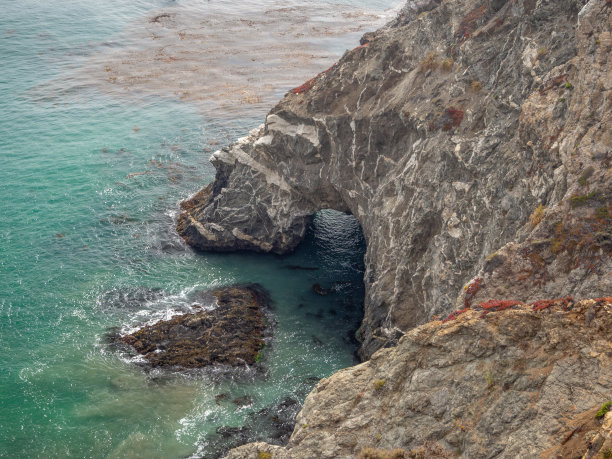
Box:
(578, 166), (594, 187)
(440, 58), (453, 71)
(374, 379), (386, 391)
(565, 82), (574, 90)
(595, 206), (609, 219)
(596, 401), (611, 418)
(569, 191), (600, 208)
(419, 52), (438, 73)
(602, 448), (612, 459)
(529, 204), (546, 227)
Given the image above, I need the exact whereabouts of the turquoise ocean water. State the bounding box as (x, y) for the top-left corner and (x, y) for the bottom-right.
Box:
(0, 1), (399, 457)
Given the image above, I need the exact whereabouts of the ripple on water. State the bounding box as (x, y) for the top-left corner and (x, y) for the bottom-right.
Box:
(0, 0), (391, 457)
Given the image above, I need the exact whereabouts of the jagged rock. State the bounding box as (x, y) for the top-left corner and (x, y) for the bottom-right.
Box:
(199, 397), (303, 459)
(224, 298), (612, 458)
(118, 284), (269, 368)
(177, 0), (611, 360)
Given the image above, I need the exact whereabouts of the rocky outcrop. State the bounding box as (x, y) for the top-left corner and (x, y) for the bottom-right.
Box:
(178, 0), (611, 360)
(118, 284), (269, 368)
(224, 298), (612, 458)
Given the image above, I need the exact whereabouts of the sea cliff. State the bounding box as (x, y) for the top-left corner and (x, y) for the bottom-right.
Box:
(177, 0), (611, 456)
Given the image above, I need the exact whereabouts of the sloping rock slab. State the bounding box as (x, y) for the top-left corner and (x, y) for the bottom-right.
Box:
(119, 284), (269, 368)
(225, 298), (612, 458)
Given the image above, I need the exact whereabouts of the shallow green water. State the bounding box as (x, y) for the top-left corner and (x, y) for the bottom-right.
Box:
(0, 1), (398, 457)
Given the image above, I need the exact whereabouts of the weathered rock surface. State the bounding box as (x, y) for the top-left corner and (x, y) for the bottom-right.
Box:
(119, 284), (269, 368)
(178, 0), (611, 359)
(224, 298), (612, 458)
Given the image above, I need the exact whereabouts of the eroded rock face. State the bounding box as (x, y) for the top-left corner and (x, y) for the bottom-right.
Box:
(119, 284), (269, 368)
(224, 298), (612, 458)
(177, 0), (611, 362)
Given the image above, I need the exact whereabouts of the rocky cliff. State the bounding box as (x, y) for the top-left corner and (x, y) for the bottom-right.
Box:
(178, 0), (611, 360)
(224, 298), (612, 458)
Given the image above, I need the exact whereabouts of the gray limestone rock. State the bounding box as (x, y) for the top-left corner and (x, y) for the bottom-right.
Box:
(177, 0), (610, 364)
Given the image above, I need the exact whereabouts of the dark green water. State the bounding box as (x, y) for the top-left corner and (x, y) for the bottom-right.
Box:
(0, 0), (399, 457)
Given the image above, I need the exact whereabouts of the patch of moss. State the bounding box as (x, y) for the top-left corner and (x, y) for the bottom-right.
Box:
(419, 52), (438, 73)
(596, 401), (611, 418)
(440, 57), (454, 71)
(569, 191), (600, 208)
(529, 204), (545, 227)
(257, 452), (272, 459)
(579, 166), (595, 187)
(374, 379), (386, 391)
(595, 206), (609, 219)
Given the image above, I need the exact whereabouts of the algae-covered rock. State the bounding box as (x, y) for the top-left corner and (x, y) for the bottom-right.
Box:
(119, 284), (269, 368)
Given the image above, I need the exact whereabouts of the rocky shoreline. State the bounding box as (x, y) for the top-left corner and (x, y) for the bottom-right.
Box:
(174, 0), (611, 456)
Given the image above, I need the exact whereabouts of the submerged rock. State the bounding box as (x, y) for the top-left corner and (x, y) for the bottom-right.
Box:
(199, 397), (303, 459)
(118, 284), (269, 368)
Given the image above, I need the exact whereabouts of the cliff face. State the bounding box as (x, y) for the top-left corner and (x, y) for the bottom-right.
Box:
(224, 298), (612, 458)
(178, 0), (611, 360)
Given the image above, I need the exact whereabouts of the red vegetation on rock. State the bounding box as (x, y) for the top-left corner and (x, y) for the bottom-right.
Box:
(464, 277), (483, 307)
(539, 73), (568, 95)
(291, 77), (317, 95)
(438, 295), (608, 325)
(456, 3), (487, 43)
(442, 307), (469, 323)
(477, 299), (522, 317)
(530, 296), (573, 312)
(441, 107), (464, 131)
(290, 63), (338, 95)
(352, 43), (370, 51)
(430, 107), (465, 132)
